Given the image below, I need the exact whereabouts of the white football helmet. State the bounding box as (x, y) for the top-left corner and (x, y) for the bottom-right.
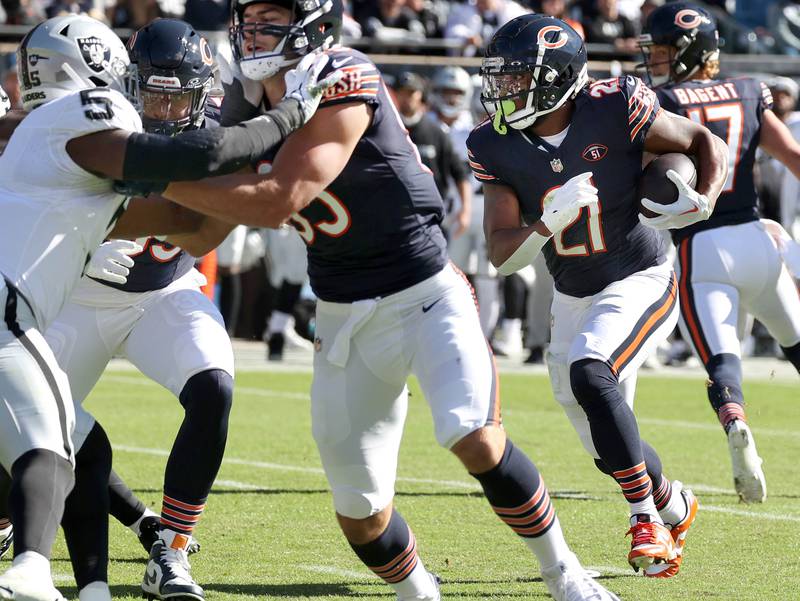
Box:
(429, 66), (473, 120)
(17, 14), (138, 112)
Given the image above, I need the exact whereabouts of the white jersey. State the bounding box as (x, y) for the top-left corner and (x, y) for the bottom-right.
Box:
(0, 88), (142, 330)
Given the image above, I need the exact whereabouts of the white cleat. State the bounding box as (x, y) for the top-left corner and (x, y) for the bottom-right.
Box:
(397, 571), (440, 600)
(0, 526), (11, 561)
(0, 564), (65, 601)
(727, 420), (767, 504)
(542, 555), (622, 601)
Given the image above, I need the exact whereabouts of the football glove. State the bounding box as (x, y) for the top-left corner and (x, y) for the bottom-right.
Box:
(282, 53), (344, 125)
(113, 180), (168, 198)
(85, 239), (143, 285)
(639, 169), (711, 230)
(540, 171), (599, 235)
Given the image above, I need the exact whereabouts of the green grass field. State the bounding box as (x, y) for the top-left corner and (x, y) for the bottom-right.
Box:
(48, 369), (799, 600)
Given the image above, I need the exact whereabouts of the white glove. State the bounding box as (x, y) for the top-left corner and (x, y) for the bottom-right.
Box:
(283, 52), (344, 125)
(0, 84), (10, 119)
(540, 172), (599, 235)
(639, 169), (711, 230)
(85, 240), (143, 285)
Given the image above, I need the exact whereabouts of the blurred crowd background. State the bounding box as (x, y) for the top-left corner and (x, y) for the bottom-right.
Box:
(0, 0), (798, 365)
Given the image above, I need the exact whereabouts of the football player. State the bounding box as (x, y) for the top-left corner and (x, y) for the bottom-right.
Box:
(639, 2), (800, 503)
(0, 13), (334, 601)
(467, 14), (728, 576)
(128, 1), (624, 599)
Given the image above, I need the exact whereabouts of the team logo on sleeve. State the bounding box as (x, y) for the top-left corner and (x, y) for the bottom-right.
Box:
(582, 143), (608, 162)
(674, 9), (710, 29)
(77, 36), (110, 73)
(537, 26), (569, 49)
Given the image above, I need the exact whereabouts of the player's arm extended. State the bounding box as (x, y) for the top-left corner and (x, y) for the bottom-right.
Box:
(643, 109), (728, 209)
(165, 217), (237, 257)
(484, 182), (551, 275)
(66, 99), (306, 182)
(759, 109), (800, 180)
(161, 102), (371, 228)
(109, 196), (206, 239)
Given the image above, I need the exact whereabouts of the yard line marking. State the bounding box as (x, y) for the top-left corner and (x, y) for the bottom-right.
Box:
(586, 565), (636, 577)
(685, 483), (734, 495)
(114, 444), (800, 523)
(100, 376), (800, 440)
(214, 479), (265, 490)
(52, 574), (73, 583)
(298, 565), (372, 580)
(701, 504), (800, 522)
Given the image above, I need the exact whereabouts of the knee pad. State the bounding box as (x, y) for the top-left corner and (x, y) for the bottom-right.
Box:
(705, 353), (743, 406)
(332, 485), (392, 521)
(569, 359), (621, 420)
(179, 369), (234, 420)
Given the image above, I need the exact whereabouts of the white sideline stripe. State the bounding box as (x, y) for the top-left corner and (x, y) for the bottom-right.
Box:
(298, 564), (372, 580)
(214, 479), (264, 490)
(114, 445), (800, 523)
(586, 565), (636, 577)
(101, 376), (799, 440)
(701, 504), (800, 522)
(52, 574), (73, 583)
(685, 483), (733, 494)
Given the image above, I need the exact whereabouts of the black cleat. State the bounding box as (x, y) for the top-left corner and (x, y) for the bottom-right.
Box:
(0, 526), (11, 561)
(267, 332), (285, 361)
(142, 539), (204, 601)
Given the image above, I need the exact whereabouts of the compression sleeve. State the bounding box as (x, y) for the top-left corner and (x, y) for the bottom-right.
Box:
(122, 98), (304, 182)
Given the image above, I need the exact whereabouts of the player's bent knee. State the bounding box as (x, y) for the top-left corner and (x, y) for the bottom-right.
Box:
(569, 358), (620, 417)
(332, 487), (391, 521)
(179, 369), (234, 417)
(450, 426), (506, 473)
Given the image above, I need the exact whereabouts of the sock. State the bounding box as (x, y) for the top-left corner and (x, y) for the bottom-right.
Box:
(79, 581), (111, 601)
(9, 449), (74, 559)
(781, 340), (800, 371)
(11, 550), (51, 576)
(705, 353), (745, 430)
(349, 510), (437, 599)
(718, 402), (746, 431)
(613, 463), (660, 520)
(653, 477), (688, 527)
(471, 440), (570, 569)
(161, 369), (234, 535)
(61, 423), (112, 589)
(130, 507), (159, 537)
(108, 468), (147, 527)
(268, 310), (291, 335)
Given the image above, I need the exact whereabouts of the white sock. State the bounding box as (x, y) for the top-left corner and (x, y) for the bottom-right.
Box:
(268, 311), (291, 334)
(393, 562), (438, 600)
(501, 318), (522, 342)
(521, 517), (575, 572)
(130, 507), (159, 537)
(659, 487), (688, 528)
(79, 581), (111, 601)
(11, 550), (50, 575)
(629, 496), (663, 524)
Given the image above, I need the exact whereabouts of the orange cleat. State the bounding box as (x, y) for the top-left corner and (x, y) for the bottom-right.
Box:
(645, 483), (698, 578)
(626, 515), (676, 572)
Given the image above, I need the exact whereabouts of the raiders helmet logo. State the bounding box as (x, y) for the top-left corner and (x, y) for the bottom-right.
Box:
(582, 143), (608, 162)
(674, 9), (711, 29)
(537, 25), (569, 50)
(77, 36), (110, 73)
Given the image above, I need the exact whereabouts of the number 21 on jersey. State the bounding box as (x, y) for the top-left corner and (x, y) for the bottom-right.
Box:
(541, 181), (607, 257)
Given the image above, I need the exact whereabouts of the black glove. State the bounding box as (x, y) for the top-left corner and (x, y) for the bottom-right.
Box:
(113, 180), (168, 198)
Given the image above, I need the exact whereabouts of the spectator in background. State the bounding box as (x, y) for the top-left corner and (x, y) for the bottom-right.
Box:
(342, 0), (363, 38)
(532, 0), (585, 38)
(445, 0), (530, 56)
(407, 0), (445, 38)
(583, 0), (638, 52)
(107, 0), (163, 28)
(639, 0), (664, 29)
(353, 0), (426, 43)
(2, 68), (20, 109)
(766, 77), (800, 237)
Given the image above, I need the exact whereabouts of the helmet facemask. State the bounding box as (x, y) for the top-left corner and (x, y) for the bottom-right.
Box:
(140, 78), (210, 135)
(481, 56), (587, 133)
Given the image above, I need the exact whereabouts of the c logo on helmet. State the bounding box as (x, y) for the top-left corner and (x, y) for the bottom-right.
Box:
(674, 9), (707, 29)
(200, 38), (214, 66)
(537, 25), (569, 49)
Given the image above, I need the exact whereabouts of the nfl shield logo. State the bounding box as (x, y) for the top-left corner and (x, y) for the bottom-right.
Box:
(77, 36), (110, 73)
(550, 158), (564, 173)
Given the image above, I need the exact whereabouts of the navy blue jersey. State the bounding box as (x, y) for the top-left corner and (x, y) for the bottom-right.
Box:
(467, 76), (666, 298)
(657, 78), (772, 242)
(245, 47), (447, 302)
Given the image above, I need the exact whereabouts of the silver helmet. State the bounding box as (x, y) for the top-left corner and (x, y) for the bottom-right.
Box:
(17, 14), (138, 112)
(429, 66), (472, 120)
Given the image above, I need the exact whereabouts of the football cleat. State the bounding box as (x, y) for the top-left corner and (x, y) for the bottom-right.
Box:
(541, 555), (621, 601)
(138, 517), (200, 556)
(397, 571), (440, 601)
(0, 526), (11, 561)
(142, 531), (204, 601)
(626, 515), (676, 572)
(727, 420), (767, 503)
(266, 332), (285, 361)
(0, 564), (66, 601)
(645, 482), (698, 578)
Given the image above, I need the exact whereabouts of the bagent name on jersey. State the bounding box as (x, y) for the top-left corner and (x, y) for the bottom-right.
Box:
(673, 83), (739, 105)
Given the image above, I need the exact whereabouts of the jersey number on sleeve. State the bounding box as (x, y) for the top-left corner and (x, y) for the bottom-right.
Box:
(686, 102), (743, 193)
(80, 89), (114, 121)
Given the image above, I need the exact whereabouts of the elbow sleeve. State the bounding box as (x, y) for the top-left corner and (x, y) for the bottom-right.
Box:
(122, 99), (305, 182)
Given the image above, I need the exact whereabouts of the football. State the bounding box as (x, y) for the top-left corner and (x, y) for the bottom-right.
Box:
(638, 153), (698, 218)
